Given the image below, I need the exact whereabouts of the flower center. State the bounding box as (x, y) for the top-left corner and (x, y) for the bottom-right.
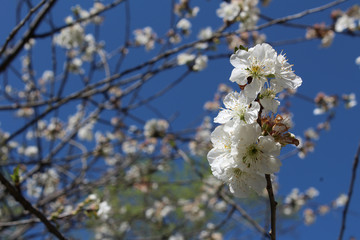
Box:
(259, 89), (276, 99)
(235, 107), (246, 122)
(247, 64), (264, 80)
(247, 144), (259, 157)
(233, 168), (243, 177)
(242, 144), (260, 168)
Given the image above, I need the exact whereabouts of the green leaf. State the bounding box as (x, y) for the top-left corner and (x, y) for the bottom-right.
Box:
(11, 165), (20, 185)
(239, 45), (248, 51)
(234, 46), (239, 53)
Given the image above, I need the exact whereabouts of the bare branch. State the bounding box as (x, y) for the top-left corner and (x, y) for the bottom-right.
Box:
(0, 0), (47, 57)
(338, 142), (360, 240)
(265, 174), (277, 240)
(0, 0), (58, 73)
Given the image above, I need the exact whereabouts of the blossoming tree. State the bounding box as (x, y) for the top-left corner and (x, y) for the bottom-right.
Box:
(0, 0), (359, 239)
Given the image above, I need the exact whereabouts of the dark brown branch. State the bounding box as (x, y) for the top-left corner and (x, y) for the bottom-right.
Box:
(0, 0), (58, 73)
(0, 0), (47, 57)
(0, 172), (68, 240)
(338, 142), (360, 240)
(265, 174), (277, 240)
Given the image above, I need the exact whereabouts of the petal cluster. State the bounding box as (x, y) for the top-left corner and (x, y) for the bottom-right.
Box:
(207, 43), (302, 198)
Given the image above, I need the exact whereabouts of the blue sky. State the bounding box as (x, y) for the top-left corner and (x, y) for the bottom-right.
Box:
(0, 0), (359, 239)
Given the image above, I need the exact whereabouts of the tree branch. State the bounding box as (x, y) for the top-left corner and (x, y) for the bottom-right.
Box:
(265, 174), (277, 240)
(0, 172), (68, 240)
(338, 142), (360, 240)
(0, 0), (58, 73)
(0, 0), (47, 57)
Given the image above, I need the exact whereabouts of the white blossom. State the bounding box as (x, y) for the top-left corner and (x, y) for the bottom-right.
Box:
(176, 18), (191, 32)
(232, 123), (281, 174)
(321, 30), (335, 48)
(144, 119), (169, 138)
(122, 140), (138, 155)
(193, 55), (208, 71)
(273, 53), (302, 90)
(304, 208), (316, 225)
(169, 233), (184, 240)
(214, 91), (260, 125)
(119, 222), (130, 233)
(197, 27), (213, 40)
(207, 123), (237, 176)
(16, 107), (34, 118)
(82, 34), (98, 62)
(333, 193), (348, 208)
(335, 14), (356, 32)
(54, 23), (85, 49)
(97, 201), (111, 220)
(216, 2), (240, 22)
(26, 178), (42, 198)
(230, 43), (277, 99)
(196, 27), (213, 49)
(304, 128), (319, 140)
(41, 70), (55, 83)
(88, 194), (98, 201)
(237, 1), (260, 31)
(26, 168), (59, 198)
(258, 83), (282, 113)
(214, 166), (266, 198)
(24, 38), (36, 50)
(68, 58), (84, 74)
(356, 56), (360, 66)
(133, 27), (157, 51)
(177, 53), (196, 65)
(306, 187), (319, 199)
(343, 93), (357, 108)
(24, 146), (38, 158)
(78, 122), (94, 141)
(188, 6), (200, 18)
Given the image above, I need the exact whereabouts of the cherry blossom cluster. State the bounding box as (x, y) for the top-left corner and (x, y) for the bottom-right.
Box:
(281, 187), (319, 216)
(333, 5), (360, 33)
(280, 189), (348, 226)
(53, 3), (105, 74)
(216, 0), (260, 30)
(207, 43), (302, 197)
(305, 5), (360, 48)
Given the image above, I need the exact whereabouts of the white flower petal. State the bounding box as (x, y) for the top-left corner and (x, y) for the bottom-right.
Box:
(214, 109), (233, 124)
(229, 67), (248, 85)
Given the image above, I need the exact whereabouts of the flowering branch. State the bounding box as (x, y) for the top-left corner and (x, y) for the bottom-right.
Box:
(0, 0), (358, 238)
(207, 43), (302, 238)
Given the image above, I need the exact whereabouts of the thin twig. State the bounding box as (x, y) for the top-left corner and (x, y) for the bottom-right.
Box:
(338, 142), (360, 240)
(255, 0), (349, 31)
